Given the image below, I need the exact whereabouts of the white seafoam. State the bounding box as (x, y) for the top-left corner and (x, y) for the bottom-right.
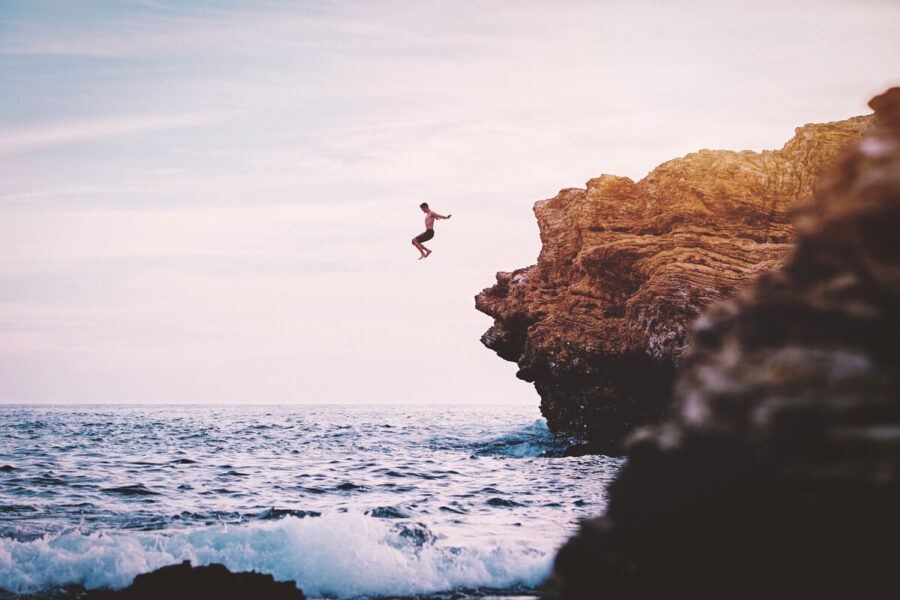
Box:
(0, 512), (552, 597)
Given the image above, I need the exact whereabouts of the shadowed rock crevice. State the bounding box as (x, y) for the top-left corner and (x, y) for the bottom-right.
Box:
(476, 114), (873, 454)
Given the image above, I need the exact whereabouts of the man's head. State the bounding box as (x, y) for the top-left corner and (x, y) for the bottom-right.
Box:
(420, 202), (429, 212)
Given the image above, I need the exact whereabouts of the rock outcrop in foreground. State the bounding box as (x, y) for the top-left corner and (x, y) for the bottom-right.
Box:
(542, 88), (900, 599)
(84, 561), (304, 600)
(476, 113), (873, 454)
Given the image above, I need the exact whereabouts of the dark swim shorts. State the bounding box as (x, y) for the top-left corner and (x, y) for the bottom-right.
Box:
(415, 229), (435, 243)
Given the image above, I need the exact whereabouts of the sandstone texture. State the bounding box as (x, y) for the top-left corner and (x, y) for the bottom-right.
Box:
(542, 89), (900, 599)
(476, 113), (873, 454)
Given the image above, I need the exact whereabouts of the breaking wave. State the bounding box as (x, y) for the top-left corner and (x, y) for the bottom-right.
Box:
(473, 418), (580, 457)
(0, 511), (552, 598)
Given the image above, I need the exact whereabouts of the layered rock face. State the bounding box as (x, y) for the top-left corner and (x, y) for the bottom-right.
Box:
(476, 114), (873, 453)
(543, 88), (900, 599)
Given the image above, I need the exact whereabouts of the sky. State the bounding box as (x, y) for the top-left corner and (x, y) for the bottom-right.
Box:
(1, 0), (898, 405)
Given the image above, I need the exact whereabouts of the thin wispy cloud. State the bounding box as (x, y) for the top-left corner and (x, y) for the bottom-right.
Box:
(0, 112), (235, 156)
(1, 0), (898, 404)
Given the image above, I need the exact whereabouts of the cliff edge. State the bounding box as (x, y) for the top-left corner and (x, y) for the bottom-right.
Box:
(542, 87), (900, 600)
(476, 113), (873, 454)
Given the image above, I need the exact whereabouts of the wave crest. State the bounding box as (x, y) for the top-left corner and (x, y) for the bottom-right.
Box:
(0, 511), (552, 597)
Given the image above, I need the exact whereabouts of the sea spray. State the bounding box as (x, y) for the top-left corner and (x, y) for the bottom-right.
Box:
(1, 404), (623, 598)
(0, 512), (553, 597)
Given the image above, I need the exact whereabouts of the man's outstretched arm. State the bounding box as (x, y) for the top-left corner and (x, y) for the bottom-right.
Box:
(431, 212), (452, 219)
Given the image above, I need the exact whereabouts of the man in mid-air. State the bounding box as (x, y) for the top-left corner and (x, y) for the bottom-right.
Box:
(412, 203), (451, 260)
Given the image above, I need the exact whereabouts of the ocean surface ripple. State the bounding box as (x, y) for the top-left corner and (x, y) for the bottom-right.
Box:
(0, 404), (622, 598)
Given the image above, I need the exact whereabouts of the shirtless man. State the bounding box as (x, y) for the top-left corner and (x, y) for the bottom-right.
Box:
(412, 202), (451, 259)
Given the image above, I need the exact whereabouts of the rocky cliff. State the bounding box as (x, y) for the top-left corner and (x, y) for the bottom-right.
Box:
(476, 114), (873, 454)
(542, 88), (900, 599)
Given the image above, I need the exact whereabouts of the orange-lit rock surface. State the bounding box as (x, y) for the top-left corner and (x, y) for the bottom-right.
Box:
(476, 114), (873, 454)
(542, 86), (900, 600)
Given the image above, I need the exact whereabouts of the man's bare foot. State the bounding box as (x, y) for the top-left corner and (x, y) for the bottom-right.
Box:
(418, 254), (426, 260)
(424, 249), (432, 258)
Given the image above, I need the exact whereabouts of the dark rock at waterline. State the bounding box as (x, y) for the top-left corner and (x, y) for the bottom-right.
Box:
(542, 88), (900, 599)
(84, 561), (304, 600)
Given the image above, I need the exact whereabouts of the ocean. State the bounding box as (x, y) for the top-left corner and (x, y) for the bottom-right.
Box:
(0, 404), (622, 599)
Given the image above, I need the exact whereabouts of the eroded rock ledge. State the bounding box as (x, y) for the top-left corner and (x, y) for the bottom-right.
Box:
(542, 87), (900, 600)
(476, 113), (873, 454)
